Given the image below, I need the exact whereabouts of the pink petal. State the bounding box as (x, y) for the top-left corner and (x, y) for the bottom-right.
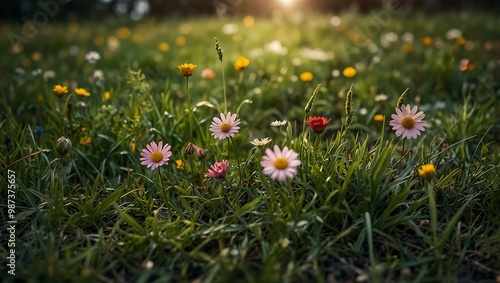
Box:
(409, 105), (418, 116)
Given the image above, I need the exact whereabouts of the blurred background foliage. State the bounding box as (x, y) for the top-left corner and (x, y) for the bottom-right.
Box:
(2, 0), (500, 22)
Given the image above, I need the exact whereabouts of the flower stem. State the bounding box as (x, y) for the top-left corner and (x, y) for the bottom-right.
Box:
(58, 157), (64, 210)
(300, 113), (307, 178)
(221, 60), (227, 113)
(230, 137), (242, 186)
(158, 169), (169, 204)
(314, 133), (321, 151)
(188, 154), (195, 185)
(427, 182), (438, 245)
(185, 76), (193, 142)
(401, 139), (406, 160)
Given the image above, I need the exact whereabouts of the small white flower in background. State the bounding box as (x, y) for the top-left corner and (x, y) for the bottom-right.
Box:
(85, 51), (101, 64)
(445, 28), (462, 40)
(250, 137), (272, 148)
(93, 69), (104, 79)
(402, 32), (414, 43)
(43, 70), (56, 80)
(32, 68), (42, 77)
(265, 40), (288, 55)
(270, 120), (287, 127)
(374, 94), (388, 102)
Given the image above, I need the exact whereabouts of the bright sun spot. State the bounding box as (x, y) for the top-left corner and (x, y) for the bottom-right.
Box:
(279, 0), (294, 6)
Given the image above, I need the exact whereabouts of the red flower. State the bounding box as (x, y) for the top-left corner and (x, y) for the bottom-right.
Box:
(306, 116), (331, 134)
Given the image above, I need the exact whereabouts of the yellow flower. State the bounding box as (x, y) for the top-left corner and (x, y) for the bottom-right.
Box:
(234, 56), (250, 71)
(75, 88), (91, 97)
(53, 85), (68, 96)
(243, 15), (255, 27)
(420, 36), (433, 46)
(177, 63), (197, 77)
(418, 164), (436, 181)
(176, 159), (185, 170)
(402, 43), (413, 54)
(456, 37), (467, 46)
(299, 72), (313, 82)
(175, 36), (186, 46)
(103, 91), (110, 101)
(374, 114), (384, 122)
(79, 136), (91, 145)
(130, 141), (136, 153)
(116, 27), (131, 39)
(158, 42), (169, 52)
(132, 33), (143, 44)
(342, 66), (356, 78)
(31, 52), (42, 61)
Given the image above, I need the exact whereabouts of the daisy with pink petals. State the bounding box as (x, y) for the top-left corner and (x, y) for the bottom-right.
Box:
(140, 141), (172, 170)
(389, 104), (427, 139)
(209, 112), (241, 140)
(204, 160), (229, 179)
(261, 145), (301, 181)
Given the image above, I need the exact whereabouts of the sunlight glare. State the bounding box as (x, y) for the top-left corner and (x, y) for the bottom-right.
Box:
(279, 0), (294, 6)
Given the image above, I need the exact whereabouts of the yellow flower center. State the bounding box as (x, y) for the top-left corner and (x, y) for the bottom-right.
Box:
(274, 157), (289, 170)
(151, 152), (163, 163)
(401, 117), (415, 129)
(220, 122), (231, 133)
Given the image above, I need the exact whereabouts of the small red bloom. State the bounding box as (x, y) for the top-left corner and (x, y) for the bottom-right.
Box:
(306, 116), (331, 134)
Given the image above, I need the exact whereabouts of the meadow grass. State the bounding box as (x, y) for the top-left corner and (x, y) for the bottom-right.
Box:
(1, 10), (500, 283)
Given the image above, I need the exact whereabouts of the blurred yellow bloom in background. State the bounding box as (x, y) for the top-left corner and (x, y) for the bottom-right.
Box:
(299, 71), (313, 82)
(420, 36), (433, 46)
(158, 42), (169, 52)
(75, 88), (91, 97)
(53, 85), (68, 96)
(234, 56), (250, 71)
(374, 114), (384, 122)
(80, 136), (91, 145)
(343, 66), (356, 78)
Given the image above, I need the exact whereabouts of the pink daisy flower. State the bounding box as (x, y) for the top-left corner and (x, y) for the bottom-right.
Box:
(389, 104), (427, 139)
(140, 141), (172, 170)
(209, 112), (241, 140)
(204, 160), (229, 179)
(261, 145), (301, 181)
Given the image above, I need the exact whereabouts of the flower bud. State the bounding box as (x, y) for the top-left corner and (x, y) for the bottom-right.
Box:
(185, 142), (206, 160)
(195, 146), (206, 160)
(56, 136), (72, 156)
(185, 142), (196, 155)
